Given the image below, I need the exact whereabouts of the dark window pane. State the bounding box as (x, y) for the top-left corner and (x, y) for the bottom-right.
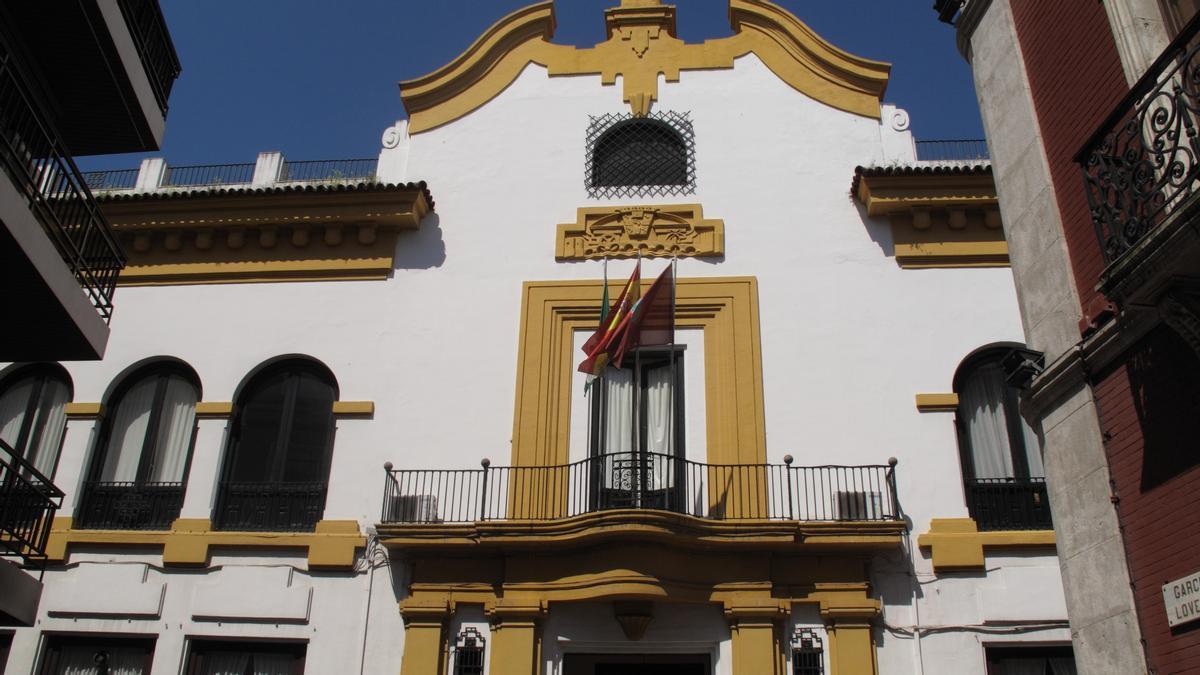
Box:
(230, 372), (288, 482)
(593, 120), (687, 187)
(282, 373), (335, 482)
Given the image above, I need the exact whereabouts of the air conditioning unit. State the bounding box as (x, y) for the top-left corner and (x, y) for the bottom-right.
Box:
(835, 491), (883, 520)
(389, 494), (440, 523)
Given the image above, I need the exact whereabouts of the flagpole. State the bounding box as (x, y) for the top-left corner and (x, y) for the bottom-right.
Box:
(633, 252), (642, 507)
(669, 255), (678, 506)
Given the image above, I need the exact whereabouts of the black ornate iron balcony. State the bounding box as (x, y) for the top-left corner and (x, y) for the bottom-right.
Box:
(115, 0), (182, 113)
(381, 452), (901, 524)
(965, 477), (1052, 531)
(1077, 12), (1200, 266)
(0, 440), (64, 569)
(214, 481), (328, 532)
(75, 481), (184, 530)
(0, 33), (126, 322)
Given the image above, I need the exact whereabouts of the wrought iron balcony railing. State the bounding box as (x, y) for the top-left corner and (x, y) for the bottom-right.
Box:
(162, 162), (255, 188)
(214, 481), (328, 532)
(964, 477), (1052, 531)
(915, 139), (990, 162)
(381, 453), (901, 524)
(0, 440), (64, 570)
(0, 34), (126, 322)
(1077, 12), (1200, 265)
(115, 0), (182, 112)
(75, 481), (184, 530)
(278, 158), (377, 184)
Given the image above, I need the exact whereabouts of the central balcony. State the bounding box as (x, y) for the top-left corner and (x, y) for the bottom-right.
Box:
(378, 453), (904, 551)
(0, 439), (64, 625)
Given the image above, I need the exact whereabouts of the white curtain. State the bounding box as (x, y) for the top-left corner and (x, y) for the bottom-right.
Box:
(1021, 414), (1046, 478)
(645, 365), (675, 489)
(600, 368), (634, 489)
(0, 377), (34, 449)
(101, 376), (158, 482)
(1048, 657), (1077, 675)
(147, 375), (198, 482)
(959, 362), (1015, 479)
(202, 652), (250, 675)
(53, 646), (145, 675)
(26, 378), (70, 477)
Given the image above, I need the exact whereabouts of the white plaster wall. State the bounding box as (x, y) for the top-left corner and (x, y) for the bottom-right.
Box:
(4, 50), (1067, 675)
(5, 547), (405, 675)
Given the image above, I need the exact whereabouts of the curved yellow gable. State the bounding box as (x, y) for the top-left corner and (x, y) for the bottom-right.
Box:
(399, 0), (891, 133)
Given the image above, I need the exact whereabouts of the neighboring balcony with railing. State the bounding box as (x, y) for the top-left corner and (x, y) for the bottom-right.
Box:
(0, 1), (180, 155)
(377, 453), (905, 550)
(1077, 12), (1200, 306)
(0, 27), (127, 361)
(0, 439), (64, 626)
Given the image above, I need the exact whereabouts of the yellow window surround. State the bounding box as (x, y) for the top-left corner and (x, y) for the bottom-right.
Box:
(917, 517), (1056, 572)
(512, 277), (765, 468)
(914, 393), (959, 412)
(45, 517), (364, 569)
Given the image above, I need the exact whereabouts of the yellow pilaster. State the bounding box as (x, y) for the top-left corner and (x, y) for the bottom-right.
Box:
(487, 600), (545, 675)
(725, 601), (786, 675)
(399, 598), (449, 675)
(827, 619), (878, 675)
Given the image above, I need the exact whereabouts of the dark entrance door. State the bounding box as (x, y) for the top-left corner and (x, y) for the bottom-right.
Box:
(564, 654), (710, 675)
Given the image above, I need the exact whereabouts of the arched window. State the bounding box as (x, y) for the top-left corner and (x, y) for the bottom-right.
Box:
(78, 362), (199, 529)
(216, 358), (338, 532)
(0, 364), (72, 478)
(954, 347), (1050, 531)
(586, 111), (695, 198)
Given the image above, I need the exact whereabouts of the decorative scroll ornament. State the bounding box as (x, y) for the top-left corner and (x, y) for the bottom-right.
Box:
(555, 204), (725, 260)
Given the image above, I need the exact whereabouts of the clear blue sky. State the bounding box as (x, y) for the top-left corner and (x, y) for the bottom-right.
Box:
(77, 0), (980, 171)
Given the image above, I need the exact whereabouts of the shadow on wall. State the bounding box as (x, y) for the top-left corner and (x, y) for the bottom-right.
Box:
(851, 198), (895, 260)
(1127, 324), (1200, 490)
(392, 212), (446, 271)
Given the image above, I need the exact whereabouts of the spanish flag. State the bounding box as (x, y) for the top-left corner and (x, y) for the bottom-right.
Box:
(578, 261), (640, 377)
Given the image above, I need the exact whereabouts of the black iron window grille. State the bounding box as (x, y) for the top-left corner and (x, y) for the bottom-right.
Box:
(585, 111), (696, 199)
(792, 628), (824, 675)
(452, 627), (485, 675)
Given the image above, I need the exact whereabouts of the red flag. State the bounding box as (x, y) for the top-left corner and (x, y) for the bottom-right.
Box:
(612, 264), (674, 368)
(582, 262), (639, 355)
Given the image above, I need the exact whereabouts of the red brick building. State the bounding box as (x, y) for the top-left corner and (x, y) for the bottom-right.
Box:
(937, 1), (1200, 673)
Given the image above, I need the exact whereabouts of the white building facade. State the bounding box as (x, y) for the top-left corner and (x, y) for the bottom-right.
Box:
(0, 2), (1074, 674)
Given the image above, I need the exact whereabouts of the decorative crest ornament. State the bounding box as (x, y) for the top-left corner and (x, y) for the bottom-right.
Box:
(556, 204), (725, 260)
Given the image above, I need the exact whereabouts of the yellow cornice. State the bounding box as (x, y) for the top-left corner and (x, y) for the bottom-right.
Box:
(376, 509), (905, 553)
(555, 203), (725, 260)
(46, 517), (364, 569)
(853, 170), (1008, 269)
(917, 518), (1055, 572)
(400, 0), (890, 133)
(99, 187), (430, 285)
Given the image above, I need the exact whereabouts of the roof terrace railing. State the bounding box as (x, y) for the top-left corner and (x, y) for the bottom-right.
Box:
(914, 139), (990, 162)
(115, 0), (182, 112)
(1076, 11), (1200, 265)
(83, 168), (139, 191)
(381, 452), (901, 524)
(0, 32), (126, 322)
(162, 162), (255, 188)
(279, 158), (377, 184)
(0, 439), (64, 572)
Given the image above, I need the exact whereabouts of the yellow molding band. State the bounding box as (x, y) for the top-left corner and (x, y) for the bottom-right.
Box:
(194, 402), (233, 418)
(894, 241), (1009, 269)
(46, 517), (364, 570)
(917, 518), (1056, 572)
(512, 277), (765, 474)
(400, 0), (890, 133)
(64, 402), (103, 419)
(332, 401), (375, 417)
(914, 393), (959, 413)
